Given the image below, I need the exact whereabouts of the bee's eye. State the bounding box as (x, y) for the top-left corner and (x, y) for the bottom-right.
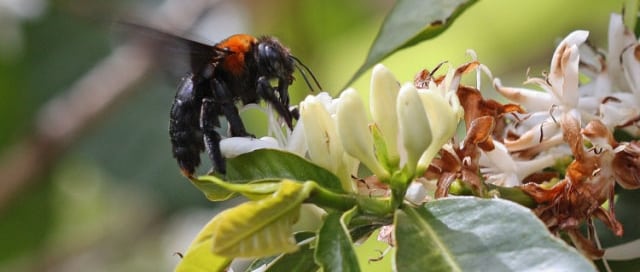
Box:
(258, 43), (278, 61)
(258, 43), (283, 72)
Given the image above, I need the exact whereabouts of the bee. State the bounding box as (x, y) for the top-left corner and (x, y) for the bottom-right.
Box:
(127, 24), (321, 177)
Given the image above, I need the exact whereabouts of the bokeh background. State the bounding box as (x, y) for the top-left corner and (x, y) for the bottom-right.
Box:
(0, 0), (627, 271)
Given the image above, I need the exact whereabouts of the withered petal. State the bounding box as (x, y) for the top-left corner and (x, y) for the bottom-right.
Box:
(466, 116), (495, 150)
(613, 141), (640, 189)
(566, 229), (604, 259)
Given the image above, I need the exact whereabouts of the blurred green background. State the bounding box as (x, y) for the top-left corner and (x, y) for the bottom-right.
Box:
(0, 0), (626, 271)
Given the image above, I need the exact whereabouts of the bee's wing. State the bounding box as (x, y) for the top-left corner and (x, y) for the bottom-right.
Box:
(113, 21), (224, 78)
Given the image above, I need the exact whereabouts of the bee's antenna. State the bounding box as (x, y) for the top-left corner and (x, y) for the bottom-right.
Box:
(290, 56), (322, 92)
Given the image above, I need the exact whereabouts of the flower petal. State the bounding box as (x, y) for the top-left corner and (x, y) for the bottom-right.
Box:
(220, 137), (279, 158)
(494, 78), (554, 112)
(608, 14), (638, 91)
(549, 31), (588, 109)
(370, 64), (401, 163)
(300, 95), (343, 173)
(337, 88), (389, 179)
(621, 43), (640, 97)
(397, 83), (432, 176)
(416, 89), (460, 174)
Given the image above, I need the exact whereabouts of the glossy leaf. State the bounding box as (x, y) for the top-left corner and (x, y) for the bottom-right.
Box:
(348, 0), (479, 85)
(225, 149), (345, 193)
(209, 180), (313, 258)
(394, 197), (595, 272)
(195, 175), (282, 201)
(248, 232), (318, 271)
(264, 243), (318, 272)
(175, 216), (231, 272)
(315, 210), (361, 272)
(189, 177), (234, 201)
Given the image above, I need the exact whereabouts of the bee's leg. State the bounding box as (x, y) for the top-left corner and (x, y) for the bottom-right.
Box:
(212, 79), (252, 137)
(277, 78), (300, 120)
(170, 73), (205, 177)
(277, 78), (290, 107)
(200, 98), (226, 174)
(257, 76), (294, 129)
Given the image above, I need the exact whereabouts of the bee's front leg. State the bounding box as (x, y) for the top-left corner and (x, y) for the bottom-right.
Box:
(257, 76), (295, 129)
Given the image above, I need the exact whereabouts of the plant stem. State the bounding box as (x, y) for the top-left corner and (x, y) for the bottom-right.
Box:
(305, 184), (358, 211)
(448, 180), (536, 208)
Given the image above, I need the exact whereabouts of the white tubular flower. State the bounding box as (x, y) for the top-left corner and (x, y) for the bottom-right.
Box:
(337, 88), (389, 179)
(396, 83), (432, 176)
(300, 95), (343, 175)
(416, 88), (462, 174)
(370, 64), (401, 164)
(300, 93), (357, 192)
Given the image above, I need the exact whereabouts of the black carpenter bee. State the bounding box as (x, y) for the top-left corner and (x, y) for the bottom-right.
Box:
(128, 25), (321, 177)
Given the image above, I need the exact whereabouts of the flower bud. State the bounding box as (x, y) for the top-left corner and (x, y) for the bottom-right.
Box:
(370, 64), (401, 164)
(416, 90), (461, 174)
(396, 83), (432, 177)
(337, 88), (389, 179)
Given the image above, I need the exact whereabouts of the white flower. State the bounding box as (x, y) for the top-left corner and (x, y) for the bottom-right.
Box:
(370, 64), (401, 165)
(495, 30), (588, 114)
(300, 93), (358, 192)
(397, 83), (433, 177)
(494, 30), (589, 153)
(415, 65), (464, 174)
(337, 88), (389, 179)
(220, 63), (466, 195)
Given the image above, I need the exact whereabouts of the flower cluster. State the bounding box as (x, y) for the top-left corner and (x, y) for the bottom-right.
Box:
(443, 14), (640, 259)
(293, 62), (465, 195)
(218, 12), (640, 261)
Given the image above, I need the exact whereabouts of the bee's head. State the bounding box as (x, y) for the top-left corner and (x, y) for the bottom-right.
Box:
(256, 37), (295, 84)
(256, 37), (322, 94)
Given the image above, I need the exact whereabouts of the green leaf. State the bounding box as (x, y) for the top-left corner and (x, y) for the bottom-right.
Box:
(189, 177), (235, 201)
(226, 149), (345, 193)
(209, 180), (314, 258)
(248, 232), (318, 271)
(264, 243), (318, 272)
(394, 197), (596, 272)
(175, 217), (231, 272)
(195, 175), (283, 201)
(347, 0), (479, 85)
(315, 210), (361, 272)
